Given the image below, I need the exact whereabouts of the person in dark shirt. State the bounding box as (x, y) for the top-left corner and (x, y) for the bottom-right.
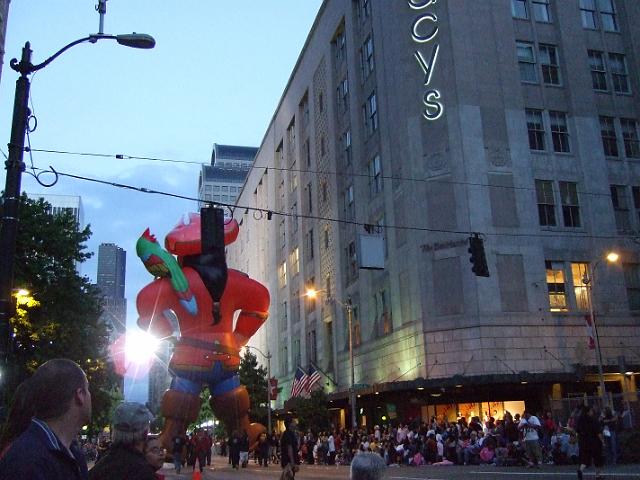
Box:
(576, 405), (603, 480)
(280, 416), (300, 477)
(171, 434), (186, 474)
(88, 402), (156, 480)
(0, 359), (91, 480)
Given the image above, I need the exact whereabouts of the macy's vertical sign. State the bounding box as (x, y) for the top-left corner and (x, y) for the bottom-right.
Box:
(409, 0), (443, 121)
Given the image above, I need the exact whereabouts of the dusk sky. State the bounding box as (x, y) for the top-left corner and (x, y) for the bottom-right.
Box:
(0, 1), (322, 400)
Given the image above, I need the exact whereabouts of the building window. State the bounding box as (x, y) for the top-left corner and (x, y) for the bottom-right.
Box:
(280, 219), (286, 249)
(291, 203), (298, 233)
(292, 290), (300, 324)
(290, 247), (300, 276)
(600, 116), (619, 157)
(280, 301), (288, 333)
(532, 0), (551, 22)
(517, 41), (537, 83)
(337, 76), (349, 112)
(345, 184), (355, 220)
(560, 181), (581, 228)
(588, 50), (608, 91)
(571, 263), (590, 311)
(324, 227), (330, 250)
(536, 180), (556, 226)
(539, 44), (561, 85)
(278, 261), (287, 288)
(357, 0), (371, 20)
(301, 94), (310, 129)
(633, 187), (640, 226)
(306, 277), (316, 314)
(526, 109), (545, 150)
(279, 344), (288, 375)
(306, 229), (314, 260)
(347, 241), (357, 281)
(364, 91), (378, 135)
(292, 338), (301, 368)
(334, 29), (346, 64)
(609, 53), (630, 94)
(318, 92), (324, 113)
(621, 119), (640, 158)
(511, 0), (528, 19)
(546, 261), (567, 311)
(289, 169), (298, 193)
(379, 289), (392, 335)
(599, 0), (618, 32)
(369, 155), (383, 196)
(580, 0), (598, 29)
(623, 263), (640, 310)
(307, 182), (313, 213)
(307, 329), (317, 364)
(550, 111), (570, 153)
(611, 185), (631, 232)
(343, 129), (352, 164)
(303, 139), (311, 167)
(361, 35), (375, 79)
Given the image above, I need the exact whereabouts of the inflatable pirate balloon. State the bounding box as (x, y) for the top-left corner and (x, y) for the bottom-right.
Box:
(136, 209), (270, 450)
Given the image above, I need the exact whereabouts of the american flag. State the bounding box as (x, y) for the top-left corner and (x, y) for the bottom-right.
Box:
(290, 366), (308, 398)
(304, 365), (322, 395)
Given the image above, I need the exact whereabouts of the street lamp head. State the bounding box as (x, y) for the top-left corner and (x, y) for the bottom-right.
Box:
(606, 252), (619, 263)
(115, 33), (156, 49)
(305, 288), (318, 299)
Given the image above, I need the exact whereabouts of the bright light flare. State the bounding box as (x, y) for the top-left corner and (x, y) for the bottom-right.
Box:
(606, 252), (619, 263)
(125, 330), (159, 367)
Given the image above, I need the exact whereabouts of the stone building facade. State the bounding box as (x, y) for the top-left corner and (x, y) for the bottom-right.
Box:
(228, 0), (640, 428)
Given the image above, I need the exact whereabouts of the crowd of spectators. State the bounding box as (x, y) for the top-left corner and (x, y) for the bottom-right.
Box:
(281, 404), (634, 469)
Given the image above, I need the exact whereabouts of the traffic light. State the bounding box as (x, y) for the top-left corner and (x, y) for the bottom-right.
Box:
(468, 234), (489, 277)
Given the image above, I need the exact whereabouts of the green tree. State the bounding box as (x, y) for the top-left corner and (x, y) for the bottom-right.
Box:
(239, 349), (268, 426)
(189, 387), (214, 431)
(4, 194), (119, 427)
(288, 389), (330, 432)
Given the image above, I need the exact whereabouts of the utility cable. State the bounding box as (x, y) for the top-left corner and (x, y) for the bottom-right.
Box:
(26, 147), (615, 198)
(28, 164), (640, 242)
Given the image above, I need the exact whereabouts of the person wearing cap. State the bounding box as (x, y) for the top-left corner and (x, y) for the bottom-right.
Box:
(0, 359), (92, 480)
(88, 402), (156, 480)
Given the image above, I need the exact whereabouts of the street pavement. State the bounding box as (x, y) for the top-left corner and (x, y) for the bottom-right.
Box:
(157, 456), (640, 480)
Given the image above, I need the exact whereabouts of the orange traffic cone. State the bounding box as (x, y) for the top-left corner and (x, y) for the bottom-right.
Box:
(192, 471), (202, 480)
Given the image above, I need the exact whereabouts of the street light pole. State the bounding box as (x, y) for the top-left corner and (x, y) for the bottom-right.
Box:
(0, 43), (32, 378)
(587, 278), (607, 406)
(266, 350), (272, 435)
(583, 252), (619, 408)
(346, 299), (357, 431)
(0, 31), (154, 405)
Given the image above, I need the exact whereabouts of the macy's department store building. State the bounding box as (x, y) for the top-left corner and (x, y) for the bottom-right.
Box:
(227, 0), (640, 428)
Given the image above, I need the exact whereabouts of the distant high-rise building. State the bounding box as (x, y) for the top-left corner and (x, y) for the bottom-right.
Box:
(198, 143), (258, 208)
(27, 193), (84, 229)
(147, 342), (172, 415)
(97, 243), (127, 335)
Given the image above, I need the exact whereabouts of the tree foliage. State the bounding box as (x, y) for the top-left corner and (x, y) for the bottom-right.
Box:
(287, 389), (330, 432)
(239, 349), (268, 426)
(4, 194), (119, 427)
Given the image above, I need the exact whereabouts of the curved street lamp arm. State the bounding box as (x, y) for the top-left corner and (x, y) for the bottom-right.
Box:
(10, 36), (94, 75)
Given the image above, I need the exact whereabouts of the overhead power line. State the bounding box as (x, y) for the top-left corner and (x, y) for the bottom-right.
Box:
(28, 165), (637, 243)
(26, 147), (615, 198)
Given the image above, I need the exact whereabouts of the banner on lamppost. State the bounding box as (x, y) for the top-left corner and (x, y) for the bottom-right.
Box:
(584, 314), (596, 350)
(269, 377), (278, 400)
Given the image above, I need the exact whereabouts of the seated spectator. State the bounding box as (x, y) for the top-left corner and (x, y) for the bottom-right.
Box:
(566, 433), (579, 465)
